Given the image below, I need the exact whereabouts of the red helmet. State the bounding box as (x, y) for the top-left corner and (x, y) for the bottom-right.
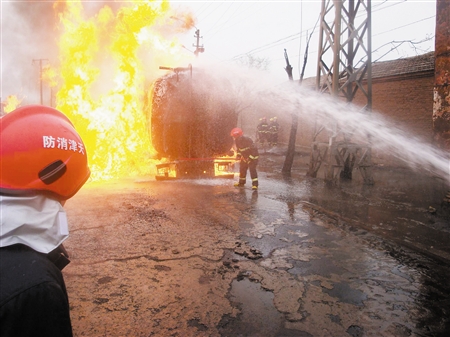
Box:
(230, 127), (243, 138)
(0, 105), (90, 201)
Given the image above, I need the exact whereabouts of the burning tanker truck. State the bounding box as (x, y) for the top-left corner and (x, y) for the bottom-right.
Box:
(145, 65), (238, 180)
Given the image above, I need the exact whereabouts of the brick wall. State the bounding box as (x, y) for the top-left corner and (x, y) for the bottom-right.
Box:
(365, 75), (434, 140)
(352, 74), (435, 165)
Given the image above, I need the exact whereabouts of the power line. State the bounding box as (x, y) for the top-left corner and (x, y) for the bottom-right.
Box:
(232, 1), (434, 62)
(194, 2), (215, 18)
(374, 15), (435, 37)
(206, 1), (236, 34)
(207, 2), (247, 39)
(202, 2), (264, 40)
(372, 36), (434, 63)
(232, 31), (307, 60)
(191, 0), (434, 71)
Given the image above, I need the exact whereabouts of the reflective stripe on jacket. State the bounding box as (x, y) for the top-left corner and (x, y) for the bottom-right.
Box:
(235, 136), (259, 160)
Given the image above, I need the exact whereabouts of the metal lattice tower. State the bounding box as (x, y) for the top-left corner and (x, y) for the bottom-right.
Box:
(308, 0), (373, 184)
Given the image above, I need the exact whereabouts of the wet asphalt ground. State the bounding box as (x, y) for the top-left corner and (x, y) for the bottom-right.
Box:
(63, 148), (450, 337)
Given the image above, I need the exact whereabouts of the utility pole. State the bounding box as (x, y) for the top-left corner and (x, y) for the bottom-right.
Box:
(193, 29), (205, 57)
(433, 0), (450, 150)
(33, 58), (48, 105)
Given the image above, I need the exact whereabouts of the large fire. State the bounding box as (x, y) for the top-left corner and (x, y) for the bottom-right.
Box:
(48, 0), (195, 181)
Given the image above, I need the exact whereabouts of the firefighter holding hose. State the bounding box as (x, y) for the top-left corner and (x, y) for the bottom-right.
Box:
(230, 127), (259, 190)
(0, 105), (90, 337)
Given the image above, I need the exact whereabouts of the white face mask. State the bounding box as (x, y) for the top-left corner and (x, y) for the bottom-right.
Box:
(0, 195), (69, 254)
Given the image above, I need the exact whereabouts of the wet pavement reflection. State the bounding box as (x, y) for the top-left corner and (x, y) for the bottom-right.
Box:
(63, 153), (450, 336)
(220, 171), (450, 336)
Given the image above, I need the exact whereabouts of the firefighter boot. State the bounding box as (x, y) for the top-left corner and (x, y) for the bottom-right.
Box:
(234, 182), (245, 187)
(252, 185), (258, 191)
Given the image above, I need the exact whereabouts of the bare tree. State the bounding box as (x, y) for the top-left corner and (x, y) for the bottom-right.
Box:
(282, 28), (315, 175)
(235, 54), (271, 71)
(373, 37), (433, 62)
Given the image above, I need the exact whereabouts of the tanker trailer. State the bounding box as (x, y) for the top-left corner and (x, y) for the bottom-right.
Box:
(146, 65), (238, 180)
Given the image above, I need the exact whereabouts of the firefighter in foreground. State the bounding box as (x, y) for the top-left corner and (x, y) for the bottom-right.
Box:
(231, 127), (259, 190)
(0, 105), (90, 337)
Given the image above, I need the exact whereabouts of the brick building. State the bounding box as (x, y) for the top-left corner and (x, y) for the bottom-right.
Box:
(356, 51), (435, 142)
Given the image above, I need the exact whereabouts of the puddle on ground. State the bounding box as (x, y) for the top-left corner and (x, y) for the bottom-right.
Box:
(322, 281), (367, 306)
(218, 277), (310, 337)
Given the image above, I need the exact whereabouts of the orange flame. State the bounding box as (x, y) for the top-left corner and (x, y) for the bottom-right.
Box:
(52, 0), (195, 181)
(2, 95), (23, 113)
(42, 64), (58, 89)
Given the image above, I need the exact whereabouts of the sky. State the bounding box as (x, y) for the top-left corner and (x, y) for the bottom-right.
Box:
(172, 0), (436, 81)
(0, 0), (437, 106)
